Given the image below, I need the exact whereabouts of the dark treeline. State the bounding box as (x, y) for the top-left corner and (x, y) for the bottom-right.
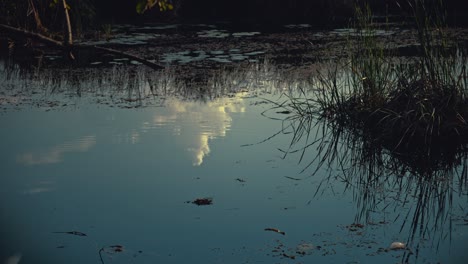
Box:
(1, 0), (468, 31)
(103, 0), (468, 26)
(175, 0), (355, 24)
(91, 0), (346, 24)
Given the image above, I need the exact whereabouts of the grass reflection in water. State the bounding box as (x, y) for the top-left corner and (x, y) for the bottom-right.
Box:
(262, 3), (468, 261)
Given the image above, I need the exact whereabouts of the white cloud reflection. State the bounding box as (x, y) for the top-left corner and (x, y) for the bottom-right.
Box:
(153, 93), (247, 166)
(188, 134), (210, 166)
(13, 91), (246, 167)
(17, 136), (96, 165)
(22, 187), (54, 194)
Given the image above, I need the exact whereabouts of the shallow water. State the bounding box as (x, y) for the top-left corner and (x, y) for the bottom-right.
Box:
(1, 49), (467, 264)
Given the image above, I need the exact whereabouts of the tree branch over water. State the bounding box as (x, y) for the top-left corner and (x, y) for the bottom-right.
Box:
(0, 23), (63, 47)
(0, 23), (165, 70)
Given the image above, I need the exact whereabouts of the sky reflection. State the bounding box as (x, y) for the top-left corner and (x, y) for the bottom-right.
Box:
(152, 93), (247, 166)
(16, 135), (96, 166)
(0, 65), (466, 264)
(11, 91), (248, 168)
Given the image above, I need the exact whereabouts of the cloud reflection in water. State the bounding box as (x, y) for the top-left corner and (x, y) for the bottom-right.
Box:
(153, 93), (247, 166)
(16, 136), (96, 166)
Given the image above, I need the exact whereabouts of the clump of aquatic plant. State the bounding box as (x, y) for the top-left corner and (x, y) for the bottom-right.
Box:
(312, 0), (468, 173)
(267, 2), (468, 258)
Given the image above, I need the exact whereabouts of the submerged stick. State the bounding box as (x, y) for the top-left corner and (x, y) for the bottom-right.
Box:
(0, 24), (63, 47)
(93, 46), (164, 70)
(52, 231), (87, 236)
(264, 228), (286, 235)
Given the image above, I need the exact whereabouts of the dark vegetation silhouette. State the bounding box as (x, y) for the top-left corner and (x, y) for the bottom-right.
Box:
(1, 0), (467, 66)
(257, 1), (468, 260)
(1, 1), (468, 30)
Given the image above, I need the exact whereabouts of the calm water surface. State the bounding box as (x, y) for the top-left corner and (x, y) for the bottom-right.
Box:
(0, 56), (467, 263)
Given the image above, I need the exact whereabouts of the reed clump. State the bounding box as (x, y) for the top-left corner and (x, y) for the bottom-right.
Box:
(315, 0), (468, 169)
(268, 2), (468, 255)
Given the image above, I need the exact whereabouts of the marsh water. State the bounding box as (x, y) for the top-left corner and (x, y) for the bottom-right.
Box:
(1, 24), (468, 264)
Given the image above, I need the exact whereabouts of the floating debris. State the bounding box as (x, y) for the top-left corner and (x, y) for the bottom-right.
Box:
(282, 253), (295, 259)
(53, 231), (87, 236)
(345, 223), (365, 232)
(296, 243), (317, 255)
(389, 242), (406, 250)
(109, 245), (124, 252)
(191, 197), (213, 206)
(284, 176), (302, 181)
(264, 228), (286, 235)
(99, 245), (125, 264)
